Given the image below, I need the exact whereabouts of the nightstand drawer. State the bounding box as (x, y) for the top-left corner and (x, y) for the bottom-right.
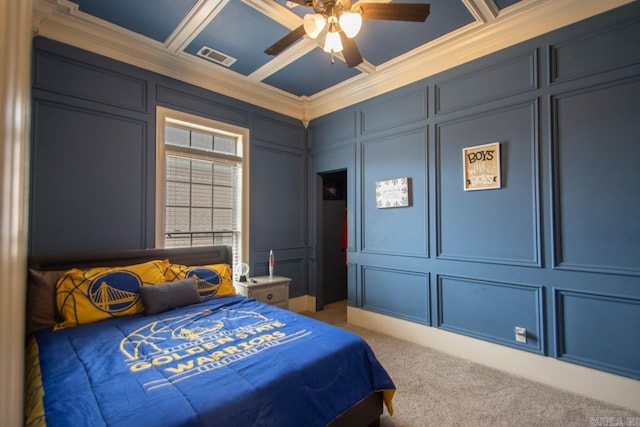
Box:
(234, 275), (291, 310)
(250, 284), (288, 305)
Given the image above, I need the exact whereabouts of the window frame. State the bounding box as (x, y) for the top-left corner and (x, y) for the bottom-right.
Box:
(155, 106), (249, 265)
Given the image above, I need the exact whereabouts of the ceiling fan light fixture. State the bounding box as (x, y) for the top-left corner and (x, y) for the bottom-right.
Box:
(323, 27), (343, 53)
(303, 13), (325, 39)
(338, 12), (362, 38)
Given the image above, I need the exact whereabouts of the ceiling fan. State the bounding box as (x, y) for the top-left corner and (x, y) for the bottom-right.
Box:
(265, 0), (431, 68)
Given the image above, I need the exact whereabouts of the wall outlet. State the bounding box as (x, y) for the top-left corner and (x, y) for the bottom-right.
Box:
(514, 327), (527, 343)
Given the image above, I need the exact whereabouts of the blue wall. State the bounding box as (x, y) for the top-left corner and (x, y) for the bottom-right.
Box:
(30, 3), (640, 380)
(29, 37), (308, 297)
(308, 3), (640, 379)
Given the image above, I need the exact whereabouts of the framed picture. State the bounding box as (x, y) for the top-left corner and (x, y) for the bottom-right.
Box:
(463, 142), (501, 191)
(375, 177), (411, 208)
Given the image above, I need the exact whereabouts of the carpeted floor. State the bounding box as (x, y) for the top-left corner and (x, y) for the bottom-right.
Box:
(302, 300), (640, 427)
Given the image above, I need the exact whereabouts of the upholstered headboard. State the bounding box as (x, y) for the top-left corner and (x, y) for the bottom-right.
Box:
(28, 245), (232, 271)
(26, 245), (233, 334)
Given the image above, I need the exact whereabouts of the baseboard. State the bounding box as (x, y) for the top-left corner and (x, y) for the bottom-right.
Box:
(288, 295), (316, 313)
(348, 306), (640, 413)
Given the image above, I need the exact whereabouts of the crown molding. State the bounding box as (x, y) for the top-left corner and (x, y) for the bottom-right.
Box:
(32, 0), (633, 124)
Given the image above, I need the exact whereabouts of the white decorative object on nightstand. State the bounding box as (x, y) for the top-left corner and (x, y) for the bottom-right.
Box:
(234, 275), (290, 309)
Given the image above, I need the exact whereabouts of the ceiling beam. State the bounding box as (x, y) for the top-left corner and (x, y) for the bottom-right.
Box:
(242, 0), (301, 30)
(462, 0), (499, 24)
(249, 39), (317, 82)
(165, 0), (229, 53)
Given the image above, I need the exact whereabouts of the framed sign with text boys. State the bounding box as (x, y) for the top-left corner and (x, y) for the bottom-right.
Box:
(463, 142), (501, 191)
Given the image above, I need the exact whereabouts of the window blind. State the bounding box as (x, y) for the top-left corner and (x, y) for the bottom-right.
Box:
(163, 124), (243, 270)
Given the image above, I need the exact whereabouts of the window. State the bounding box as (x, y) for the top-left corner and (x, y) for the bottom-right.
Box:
(156, 107), (249, 270)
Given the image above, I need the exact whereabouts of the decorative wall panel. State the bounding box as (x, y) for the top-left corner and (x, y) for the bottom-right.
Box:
(555, 290), (640, 378)
(549, 17), (640, 84)
(438, 276), (544, 353)
(308, 110), (356, 149)
(437, 102), (540, 266)
(253, 114), (305, 150)
(435, 51), (537, 115)
(553, 79), (640, 275)
(30, 101), (148, 255)
(361, 85), (427, 135)
(362, 266), (430, 324)
(34, 50), (147, 113)
(251, 146), (305, 250)
(362, 128), (428, 257)
(157, 85), (248, 125)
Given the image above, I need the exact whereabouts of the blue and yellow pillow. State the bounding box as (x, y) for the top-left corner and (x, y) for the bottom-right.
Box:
(165, 263), (235, 299)
(55, 259), (169, 329)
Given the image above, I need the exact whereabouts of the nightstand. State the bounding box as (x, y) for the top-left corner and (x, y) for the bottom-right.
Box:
(234, 275), (290, 309)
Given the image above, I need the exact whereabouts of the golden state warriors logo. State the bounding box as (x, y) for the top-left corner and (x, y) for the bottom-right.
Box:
(120, 308), (310, 391)
(187, 268), (221, 298)
(89, 271), (141, 313)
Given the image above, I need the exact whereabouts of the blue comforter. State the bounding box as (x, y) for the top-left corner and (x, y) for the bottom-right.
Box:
(30, 296), (394, 426)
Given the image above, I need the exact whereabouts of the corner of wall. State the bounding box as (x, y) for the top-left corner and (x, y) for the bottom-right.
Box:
(289, 295), (316, 313)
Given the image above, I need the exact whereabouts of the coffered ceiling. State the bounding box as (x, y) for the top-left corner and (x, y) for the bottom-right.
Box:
(32, 0), (633, 123)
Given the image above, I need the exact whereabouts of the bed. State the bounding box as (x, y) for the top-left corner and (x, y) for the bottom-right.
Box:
(24, 245), (394, 427)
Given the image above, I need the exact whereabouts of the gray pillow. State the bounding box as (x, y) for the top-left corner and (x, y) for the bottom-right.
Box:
(26, 269), (65, 334)
(139, 278), (202, 315)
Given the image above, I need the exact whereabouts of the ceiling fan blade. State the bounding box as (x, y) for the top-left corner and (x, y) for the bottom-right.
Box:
(285, 0), (311, 6)
(357, 3), (430, 22)
(339, 31), (363, 68)
(264, 25), (306, 56)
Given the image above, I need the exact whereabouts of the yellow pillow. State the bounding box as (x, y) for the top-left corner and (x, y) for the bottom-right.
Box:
(166, 263), (235, 299)
(55, 259), (169, 329)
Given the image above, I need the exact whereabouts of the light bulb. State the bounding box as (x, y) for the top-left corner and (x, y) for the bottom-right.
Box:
(323, 30), (343, 53)
(303, 13), (325, 39)
(339, 12), (362, 38)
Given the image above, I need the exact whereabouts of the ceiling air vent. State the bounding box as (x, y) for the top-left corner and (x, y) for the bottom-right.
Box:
(196, 46), (237, 67)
